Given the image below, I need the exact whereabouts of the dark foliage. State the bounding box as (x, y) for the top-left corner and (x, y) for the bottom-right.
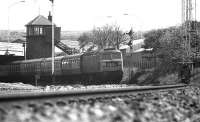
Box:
(143, 24), (200, 79)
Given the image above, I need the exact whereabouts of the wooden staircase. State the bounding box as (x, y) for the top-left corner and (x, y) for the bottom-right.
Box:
(55, 41), (74, 55)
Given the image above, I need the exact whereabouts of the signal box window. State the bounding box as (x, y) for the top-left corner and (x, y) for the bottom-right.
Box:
(27, 26), (44, 36)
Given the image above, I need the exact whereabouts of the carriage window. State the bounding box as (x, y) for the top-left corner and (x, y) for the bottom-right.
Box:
(36, 63), (40, 71)
(76, 60), (79, 64)
(15, 64), (18, 72)
(26, 64), (28, 72)
(42, 62), (45, 71)
(12, 64), (14, 72)
(55, 61), (60, 67)
(24, 64), (26, 72)
(26, 64), (29, 72)
(62, 60), (65, 65)
(70, 59), (72, 63)
(62, 59), (69, 65)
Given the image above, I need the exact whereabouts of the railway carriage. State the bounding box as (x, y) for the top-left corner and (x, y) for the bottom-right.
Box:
(0, 65), (10, 82)
(41, 56), (63, 75)
(20, 59), (42, 75)
(81, 51), (100, 84)
(59, 54), (82, 84)
(0, 61), (22, 82)
(8, 61), (21, 82)
(0, 65), (8, 77)
(0, 49), (123, 85)
(16, 58), (43, 83)
(39, 56), (63, 84)
(62, 54), (81, 75)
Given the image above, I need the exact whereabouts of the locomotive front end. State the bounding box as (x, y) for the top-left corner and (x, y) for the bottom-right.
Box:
(99, 49), (123, 83)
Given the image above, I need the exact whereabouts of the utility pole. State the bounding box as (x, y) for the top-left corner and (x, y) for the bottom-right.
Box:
(50, 0), (55, 81)
(181, 0), (197, 83)
(182, 0), (197, 62)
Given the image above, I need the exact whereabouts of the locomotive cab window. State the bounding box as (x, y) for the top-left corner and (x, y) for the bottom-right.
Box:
(102, 54), (111, 60)
(112, 53), (121, 59)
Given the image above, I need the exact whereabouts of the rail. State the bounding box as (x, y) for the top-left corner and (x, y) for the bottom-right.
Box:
(0, 84), (187, 111)
(0, 84), (187, 101)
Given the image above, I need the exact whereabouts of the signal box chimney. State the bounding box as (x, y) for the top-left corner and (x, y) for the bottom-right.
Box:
(48, 11), (52, 22)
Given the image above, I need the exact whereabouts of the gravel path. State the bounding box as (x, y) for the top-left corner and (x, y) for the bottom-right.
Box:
(0, 86), (200, 122)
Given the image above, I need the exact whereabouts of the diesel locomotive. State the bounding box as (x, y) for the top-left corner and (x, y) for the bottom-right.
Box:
(0, 49), (123, 85)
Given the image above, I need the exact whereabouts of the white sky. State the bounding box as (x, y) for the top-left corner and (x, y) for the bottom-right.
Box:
(0, 0), (200, 32)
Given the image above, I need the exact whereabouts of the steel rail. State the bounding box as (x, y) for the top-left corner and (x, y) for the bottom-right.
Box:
(0, 84), (187, 101)
(0, 84), (187, 111)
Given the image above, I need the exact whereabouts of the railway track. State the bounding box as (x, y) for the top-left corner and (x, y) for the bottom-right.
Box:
(0, 84), (187, 112)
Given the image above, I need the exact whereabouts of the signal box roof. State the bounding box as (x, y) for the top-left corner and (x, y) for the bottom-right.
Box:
(26, 15), (52, 26)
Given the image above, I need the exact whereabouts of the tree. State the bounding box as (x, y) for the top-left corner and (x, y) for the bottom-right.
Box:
(142, 27), (185, 76)
(143, 29), (167, 52)
(77, 32), (92, 49)
(78, 24), (125, 52)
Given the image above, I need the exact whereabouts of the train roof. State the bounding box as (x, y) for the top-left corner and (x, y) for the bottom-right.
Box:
(83, 49), (121, 55)
(62, 54), (82, 58)
(44, 56), (65, 61)
(10, 53), (84, 64)
(11, 56), (64, 63)
(99, 49), (121, 53)
(10, 50), (120, 64)
(11, 58), (44, 63)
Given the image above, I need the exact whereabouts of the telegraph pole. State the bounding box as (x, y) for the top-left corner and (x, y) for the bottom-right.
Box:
(50, 0), (55, 79)
(181, 0), (197, 83)
(181, 0), (197, 62)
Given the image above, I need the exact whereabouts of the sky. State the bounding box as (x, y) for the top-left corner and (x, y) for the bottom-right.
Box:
(0, 0), (200, 32)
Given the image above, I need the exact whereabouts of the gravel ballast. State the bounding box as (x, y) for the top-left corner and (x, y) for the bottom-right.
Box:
(0, 86), (200, 122)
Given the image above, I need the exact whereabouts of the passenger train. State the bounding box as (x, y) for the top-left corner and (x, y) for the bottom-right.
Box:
(0, 49), (123, 85)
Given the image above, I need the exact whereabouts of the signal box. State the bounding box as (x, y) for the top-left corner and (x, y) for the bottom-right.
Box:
(25, 13), (60, 59)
